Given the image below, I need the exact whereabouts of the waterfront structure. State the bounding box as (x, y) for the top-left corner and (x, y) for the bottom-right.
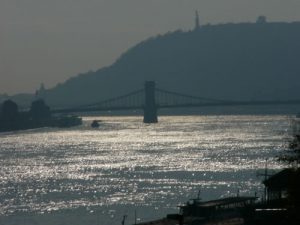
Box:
(136, 196), (256, 225)
(263, 168), (293, 202)
(136, 169), (300, 225)
(180, 196), (257, 219)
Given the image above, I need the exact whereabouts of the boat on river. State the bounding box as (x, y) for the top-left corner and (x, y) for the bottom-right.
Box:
(136, 195), (257, 225)
(136, 168), (300, 225)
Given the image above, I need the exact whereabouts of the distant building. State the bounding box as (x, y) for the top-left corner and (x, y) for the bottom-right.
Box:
(35, 83), (46, 100)
(195, 10), (200, 30)
(256, 16), (267, 24)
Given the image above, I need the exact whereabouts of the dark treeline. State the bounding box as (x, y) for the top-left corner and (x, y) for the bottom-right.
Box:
(0, 99), (81, 132)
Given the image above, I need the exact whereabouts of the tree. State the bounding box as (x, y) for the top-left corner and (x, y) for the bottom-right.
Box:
(280, 119), (300, 167)
(1, 100), (19, 121)
(30, 99), (51, 120)
(279, 119), (300, 215)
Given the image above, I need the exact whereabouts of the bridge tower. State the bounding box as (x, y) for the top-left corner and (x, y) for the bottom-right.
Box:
(143, 81), (158, 123)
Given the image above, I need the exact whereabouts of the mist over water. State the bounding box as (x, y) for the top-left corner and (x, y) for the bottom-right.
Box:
(0, 115), (290, 225)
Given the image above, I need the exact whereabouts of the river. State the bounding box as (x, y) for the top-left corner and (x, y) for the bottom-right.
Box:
(0, 115), (291, 225)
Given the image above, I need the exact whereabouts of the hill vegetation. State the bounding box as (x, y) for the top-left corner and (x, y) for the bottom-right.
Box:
(8, 21), (300, 108)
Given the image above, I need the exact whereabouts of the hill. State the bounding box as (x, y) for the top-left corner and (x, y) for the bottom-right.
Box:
(12, 21), (300, 108)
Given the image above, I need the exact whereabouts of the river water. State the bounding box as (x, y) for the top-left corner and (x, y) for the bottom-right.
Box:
(0, 115), (291, 225)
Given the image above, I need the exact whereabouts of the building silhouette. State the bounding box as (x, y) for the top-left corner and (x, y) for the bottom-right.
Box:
(195, 10), (200, 30)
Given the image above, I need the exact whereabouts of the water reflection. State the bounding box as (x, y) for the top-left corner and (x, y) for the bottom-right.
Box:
(0, 115), (290, 224)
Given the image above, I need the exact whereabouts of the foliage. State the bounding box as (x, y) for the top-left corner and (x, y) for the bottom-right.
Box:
(280, 119), (300, 168)
(29, 22), (300, 106)
(1, 100), (19, 121)
(30, 99), (51, 120)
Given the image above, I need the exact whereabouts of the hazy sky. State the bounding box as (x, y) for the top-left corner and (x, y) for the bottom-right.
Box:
(1, 0), (300, 94)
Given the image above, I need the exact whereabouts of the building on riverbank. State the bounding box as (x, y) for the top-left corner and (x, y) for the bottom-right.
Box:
(136, 168), (300, 225)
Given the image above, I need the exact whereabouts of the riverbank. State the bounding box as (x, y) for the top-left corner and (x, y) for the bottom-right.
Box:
(0, 115), (82, 132)
(0, 99), (82, 132)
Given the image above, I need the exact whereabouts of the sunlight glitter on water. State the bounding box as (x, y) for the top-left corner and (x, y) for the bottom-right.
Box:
(0, 115), (291, 224)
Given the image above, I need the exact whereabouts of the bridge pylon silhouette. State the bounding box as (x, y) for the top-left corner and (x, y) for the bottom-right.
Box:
(143, 81), (158, 123)
(52, 81), (300, 123)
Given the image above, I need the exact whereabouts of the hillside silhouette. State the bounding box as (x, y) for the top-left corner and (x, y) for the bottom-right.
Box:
(13, 21), (300, 107)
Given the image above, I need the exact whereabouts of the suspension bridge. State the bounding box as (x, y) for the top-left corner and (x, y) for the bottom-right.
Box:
(53, 81), (300, 123)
